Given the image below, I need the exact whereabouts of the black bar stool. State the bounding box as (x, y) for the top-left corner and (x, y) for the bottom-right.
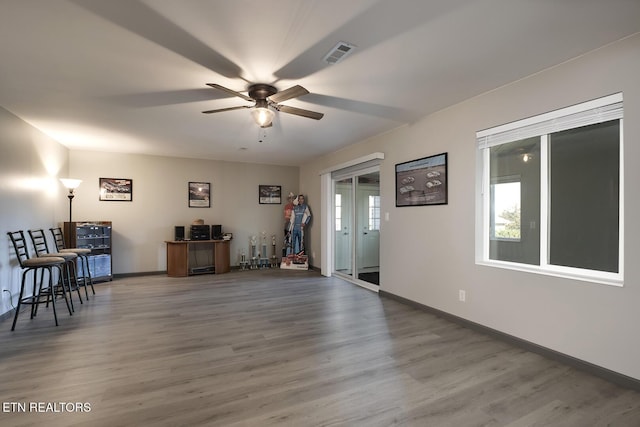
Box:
(50, 227), (95, 299)
(28, 229), (82, 309)
(7, 231), (72, 331)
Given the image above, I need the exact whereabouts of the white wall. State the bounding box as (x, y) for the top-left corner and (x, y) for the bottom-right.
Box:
(69, 151), (299, 274)
(300, 34), (640, 380)
(0, 107), (69, 315)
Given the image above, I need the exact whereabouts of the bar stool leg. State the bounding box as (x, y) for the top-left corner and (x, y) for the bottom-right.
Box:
(81, 255), (91, 299)
(11, 270), (29, 331)
(81, 255), (95, 296)
(59, 263), (75, 312)
(33, 268), (48, 317)
(67, 260), (83, 304)
(50, 263), (74, 314)
(48, 266), (59, 327)
(55, 264), (72, 317)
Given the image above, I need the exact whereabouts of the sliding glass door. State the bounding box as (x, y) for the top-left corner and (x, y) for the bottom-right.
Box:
(333, 169), (380, 288)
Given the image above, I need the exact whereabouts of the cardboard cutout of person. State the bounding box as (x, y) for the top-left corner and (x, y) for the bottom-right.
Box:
(283, 192), (295, 256)
(289, 194), (311, 255)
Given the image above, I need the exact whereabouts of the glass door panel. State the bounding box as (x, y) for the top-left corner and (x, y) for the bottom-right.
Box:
(334, 178), (353, 277)
(356, 173), (380, 286)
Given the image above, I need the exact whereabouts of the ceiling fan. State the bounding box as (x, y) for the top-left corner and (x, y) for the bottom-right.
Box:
(202, 83), (324, 128)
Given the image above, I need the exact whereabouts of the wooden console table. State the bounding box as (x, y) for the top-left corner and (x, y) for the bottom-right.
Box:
(165, 240), (230, 277)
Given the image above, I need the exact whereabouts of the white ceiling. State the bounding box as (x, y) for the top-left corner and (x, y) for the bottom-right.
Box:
(1, 0), (639, 166)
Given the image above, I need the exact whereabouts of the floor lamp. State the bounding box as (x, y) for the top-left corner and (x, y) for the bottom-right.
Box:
(60, 178), (82, 223)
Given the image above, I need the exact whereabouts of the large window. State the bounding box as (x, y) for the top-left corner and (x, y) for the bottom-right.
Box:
(476, 93), (623, 285)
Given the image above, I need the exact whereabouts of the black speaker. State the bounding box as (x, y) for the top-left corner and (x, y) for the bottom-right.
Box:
(174, 226), (185, 241)
(211, 224), (222, 240)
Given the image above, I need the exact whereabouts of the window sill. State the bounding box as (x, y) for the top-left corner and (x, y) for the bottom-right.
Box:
(476, 260), (623, 288)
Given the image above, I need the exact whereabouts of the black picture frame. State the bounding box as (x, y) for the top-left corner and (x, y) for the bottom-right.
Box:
(259, 185), (282, 204)
(99, 178), (133, 201)
(189, 182), (210, 208)
(395, 152), (448, 207)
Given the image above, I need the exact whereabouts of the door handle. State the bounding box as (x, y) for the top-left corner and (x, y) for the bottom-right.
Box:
(363, 232), (368, 235)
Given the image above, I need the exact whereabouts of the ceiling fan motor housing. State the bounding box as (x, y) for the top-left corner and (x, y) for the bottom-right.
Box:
(248, 84), (277, 101)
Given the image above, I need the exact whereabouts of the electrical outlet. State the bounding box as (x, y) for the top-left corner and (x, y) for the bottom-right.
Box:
(459, 290), (466, 302)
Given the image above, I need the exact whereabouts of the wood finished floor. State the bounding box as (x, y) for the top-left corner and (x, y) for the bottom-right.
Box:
(1, 269), (639, 427)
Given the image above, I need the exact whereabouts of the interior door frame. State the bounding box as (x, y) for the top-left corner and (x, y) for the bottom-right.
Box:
(331, 164), (380, 292)
(320, 152), (384, 281)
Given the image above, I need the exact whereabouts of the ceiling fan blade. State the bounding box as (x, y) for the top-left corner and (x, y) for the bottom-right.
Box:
(268, 85), (309, 104)
(72, 0), (243, 78)
(277, 104), (324, 120)
(202, 105), (250, 114)
(206, 83), (253, 102)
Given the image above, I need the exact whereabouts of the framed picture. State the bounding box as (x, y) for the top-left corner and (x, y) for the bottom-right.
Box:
(189, 182), (210, 208)
(395, 152), (448, 207)
(259, 185), (282, 204)
(99, 178), (133, 201)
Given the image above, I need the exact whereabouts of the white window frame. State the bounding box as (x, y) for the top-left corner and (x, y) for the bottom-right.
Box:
(476, 93), (624, 287)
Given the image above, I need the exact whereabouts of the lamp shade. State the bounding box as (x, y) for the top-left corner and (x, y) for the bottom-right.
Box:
(60, 178), (82, 190)
(251, 107), (274, 128)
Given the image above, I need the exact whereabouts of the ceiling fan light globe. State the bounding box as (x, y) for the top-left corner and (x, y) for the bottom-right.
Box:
(252, 107), (274, 127)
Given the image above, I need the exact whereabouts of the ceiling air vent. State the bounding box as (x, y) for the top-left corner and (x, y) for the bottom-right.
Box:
(323, 41), (357, 65)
